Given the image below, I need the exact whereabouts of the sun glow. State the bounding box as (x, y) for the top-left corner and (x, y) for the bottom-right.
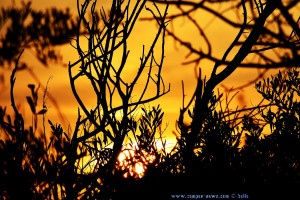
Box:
(117, 147), (156, 179)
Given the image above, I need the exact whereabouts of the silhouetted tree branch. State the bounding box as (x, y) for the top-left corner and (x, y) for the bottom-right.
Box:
(145, 0), (300, 70)
(145, 0), (300, 175)
(68, 0), (169, 197)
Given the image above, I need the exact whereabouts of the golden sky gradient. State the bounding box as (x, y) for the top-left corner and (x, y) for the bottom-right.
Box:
(0, 0), (290, 148)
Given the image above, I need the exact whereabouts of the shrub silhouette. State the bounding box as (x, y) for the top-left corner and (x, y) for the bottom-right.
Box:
(238, 68), (300, 198)
(2, 60), (300, 199)
(1, 0), (170, 199)
(0, 53), (74, 199)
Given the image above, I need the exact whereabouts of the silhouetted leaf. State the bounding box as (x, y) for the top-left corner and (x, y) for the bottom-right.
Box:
(26, 96), (36, 114)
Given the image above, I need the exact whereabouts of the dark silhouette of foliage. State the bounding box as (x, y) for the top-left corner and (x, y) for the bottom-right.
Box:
(0, 51), (75, 199)
(142, 3), (299, 186)
(0, 1), (80, 126)
(1, 0), (170, 199)
(0, 1), (77, 68)
(67, 0), (169, 198)
(143, 0), (300, 199)
(237, 68), (300, 199)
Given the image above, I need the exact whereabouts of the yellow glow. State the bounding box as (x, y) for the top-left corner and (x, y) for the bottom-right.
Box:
(0, 0), (285, 140)
(117, 146), (156, 179)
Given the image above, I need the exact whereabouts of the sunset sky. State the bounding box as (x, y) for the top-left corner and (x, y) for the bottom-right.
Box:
(0, 0), (290, 148)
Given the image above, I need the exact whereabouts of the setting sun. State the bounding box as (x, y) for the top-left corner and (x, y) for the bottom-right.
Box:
(117, 147), (156, 179)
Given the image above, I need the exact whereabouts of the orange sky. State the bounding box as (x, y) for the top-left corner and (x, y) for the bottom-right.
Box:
(0, 0), (288, 148)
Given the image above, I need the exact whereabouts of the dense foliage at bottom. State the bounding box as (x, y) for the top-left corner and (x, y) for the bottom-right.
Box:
(1, 68), (299, 199)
